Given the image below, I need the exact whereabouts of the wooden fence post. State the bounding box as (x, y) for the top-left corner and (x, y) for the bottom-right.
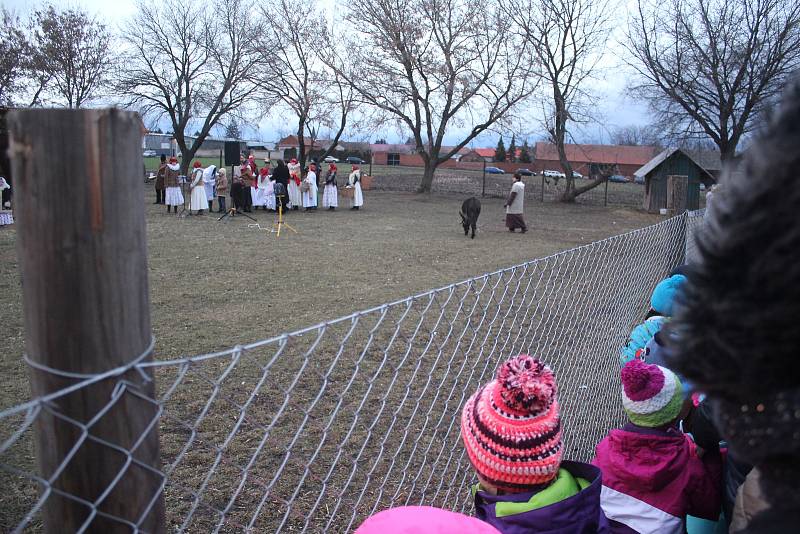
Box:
(8, 109), (165, 533)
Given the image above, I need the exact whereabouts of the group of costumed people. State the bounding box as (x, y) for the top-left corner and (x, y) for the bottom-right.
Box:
(152, 154), (364, 215)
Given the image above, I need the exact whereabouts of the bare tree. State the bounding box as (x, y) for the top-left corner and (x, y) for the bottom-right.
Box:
(326, 0), (538, 193)
(119, 0), (262, 175)
(256, 0), (353, 168)
(626, 0), (800, 162)
(29, 5), (113, 108)
(611, 124), (662, 147)
(0, 9), (28, 106)
(508, 0), (613, 202)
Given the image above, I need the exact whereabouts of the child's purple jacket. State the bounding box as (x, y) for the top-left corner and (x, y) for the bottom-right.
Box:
(472, 460), (609, 533)
(592, 424), (722, 533)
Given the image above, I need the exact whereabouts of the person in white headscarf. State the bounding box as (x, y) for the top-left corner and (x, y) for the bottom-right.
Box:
(189, 161), (208, 215)
(203, 164), (217, 212)
(346, 164), (363, 210)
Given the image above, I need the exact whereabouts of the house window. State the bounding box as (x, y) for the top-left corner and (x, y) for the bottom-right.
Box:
(387, 153), (400, 166)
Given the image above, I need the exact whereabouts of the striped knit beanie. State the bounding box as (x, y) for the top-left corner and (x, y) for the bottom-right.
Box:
(461, 355), (563, 491)
(621, 359), (684, 428)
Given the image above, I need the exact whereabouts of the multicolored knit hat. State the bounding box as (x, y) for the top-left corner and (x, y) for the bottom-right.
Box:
(621, 359), (684, 428)
(461, 355), (563, 491)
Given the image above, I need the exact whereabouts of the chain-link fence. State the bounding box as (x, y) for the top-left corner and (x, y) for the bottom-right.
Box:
(1, 211), (701, 533)
(685, 208), (706, 264)
(368, 167), (646, 208)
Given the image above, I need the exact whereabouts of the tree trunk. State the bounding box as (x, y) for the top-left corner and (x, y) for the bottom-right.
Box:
(417, 161), (436, 193)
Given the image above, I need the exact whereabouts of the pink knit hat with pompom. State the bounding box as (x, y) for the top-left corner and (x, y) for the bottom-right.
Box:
(461, 355), (562, 491)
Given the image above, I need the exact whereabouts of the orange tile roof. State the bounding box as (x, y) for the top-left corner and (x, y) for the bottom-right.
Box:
(534, 142), (659, 166)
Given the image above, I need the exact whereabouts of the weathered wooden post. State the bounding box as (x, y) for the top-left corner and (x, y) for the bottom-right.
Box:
(8, 109), (165, 533)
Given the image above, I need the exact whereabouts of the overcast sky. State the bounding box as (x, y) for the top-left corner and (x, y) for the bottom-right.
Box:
(6, 0), (652, 146)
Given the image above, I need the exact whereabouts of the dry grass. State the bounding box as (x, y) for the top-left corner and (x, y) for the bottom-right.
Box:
(0, 183), (663, 531)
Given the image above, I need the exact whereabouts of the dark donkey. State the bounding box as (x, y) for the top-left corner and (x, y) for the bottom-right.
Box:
(460, 197), (481, 239)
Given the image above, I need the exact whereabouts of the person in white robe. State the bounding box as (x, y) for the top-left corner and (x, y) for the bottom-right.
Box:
(252, 168), (269, 209)
(265, 175), (276, 211)
(302, 165), (319, 210)
(164, 157), (184, 213)
(322, 162), (338, 210)
(287, 158), (302, 210)
(202, 165), (216, 212)
(189, 162), (208, 214)
(347, 165), (364, 210)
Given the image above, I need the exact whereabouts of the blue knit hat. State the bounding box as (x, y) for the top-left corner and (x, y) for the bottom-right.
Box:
(620, 316), (666, 365)
(650, 275), (687, 316)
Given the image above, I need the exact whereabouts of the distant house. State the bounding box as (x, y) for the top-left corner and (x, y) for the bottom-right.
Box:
(635, 148), (716, 213)
(142, 132), (248, 159)
(533, 143), (660, 177)
(276, 135), (340, 152)
(459, 148), (496, 163)
(371, 143), (417, 166)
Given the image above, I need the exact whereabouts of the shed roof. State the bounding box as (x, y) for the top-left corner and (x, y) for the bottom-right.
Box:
(634, 148), (717, 182)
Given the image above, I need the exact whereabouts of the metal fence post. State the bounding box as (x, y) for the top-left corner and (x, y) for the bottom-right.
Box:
(604, 177), (609, 207)
(8, 108), (166, 533)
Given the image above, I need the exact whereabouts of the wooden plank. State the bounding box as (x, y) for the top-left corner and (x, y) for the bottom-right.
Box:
(8, 109), (165, 533)
(667, 174), (689, 214)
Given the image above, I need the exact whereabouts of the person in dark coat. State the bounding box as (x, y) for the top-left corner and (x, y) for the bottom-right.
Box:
(272, 159), (290, 212)
(154, 154), (166, 204)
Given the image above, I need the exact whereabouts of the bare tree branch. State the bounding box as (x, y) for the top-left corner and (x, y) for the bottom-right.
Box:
(118, 0), (262, 175)
(625, 0), (800, 161)
(505, 0), (613, 202)
(323, 0), (539, 192)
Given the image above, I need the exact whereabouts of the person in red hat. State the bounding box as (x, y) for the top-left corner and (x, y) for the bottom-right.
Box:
(253, 167), (270, 210)
(189, 161), (207, 215)
(287, 158), (302, 210)
(322, 162), (338, 210)
(164, 156), (183, 213)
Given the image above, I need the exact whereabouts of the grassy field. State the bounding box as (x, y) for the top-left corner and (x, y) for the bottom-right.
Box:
(0, 183), (664, 531)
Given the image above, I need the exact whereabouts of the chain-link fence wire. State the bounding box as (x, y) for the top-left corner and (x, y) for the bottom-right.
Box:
(685, 208), (706, 264)
(0, 212), (697, 533)
(369, 168), (645, 208)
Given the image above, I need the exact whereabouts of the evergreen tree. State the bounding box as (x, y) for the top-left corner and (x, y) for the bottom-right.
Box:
(519, 140), (532, 163)
(508, 134), (517, 162)
(494, 136), (506, 162)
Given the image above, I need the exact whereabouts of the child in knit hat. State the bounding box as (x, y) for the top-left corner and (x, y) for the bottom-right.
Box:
(592, 359), (721, 533)
(461, 354), (608, 533)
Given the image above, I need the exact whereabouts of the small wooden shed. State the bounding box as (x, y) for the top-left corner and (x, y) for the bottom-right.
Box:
(635, 148), (716, 213)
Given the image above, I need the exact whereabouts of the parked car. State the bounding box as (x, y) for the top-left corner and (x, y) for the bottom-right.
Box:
(572, 171), (583, 179)
(323, 156), (339, 163)
(143, 149), (157, 157)
(609, 174), (628, 183)
(485, 166), (505, 174)
(345, 156), (365, 164)
(543, 169), (566, 179)
(634, 175), (645, 184)
(516, 168), (534, 176)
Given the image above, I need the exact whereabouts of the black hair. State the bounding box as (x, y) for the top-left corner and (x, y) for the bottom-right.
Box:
(665, 77), (800, 522)
(160, 154), (166, 162)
